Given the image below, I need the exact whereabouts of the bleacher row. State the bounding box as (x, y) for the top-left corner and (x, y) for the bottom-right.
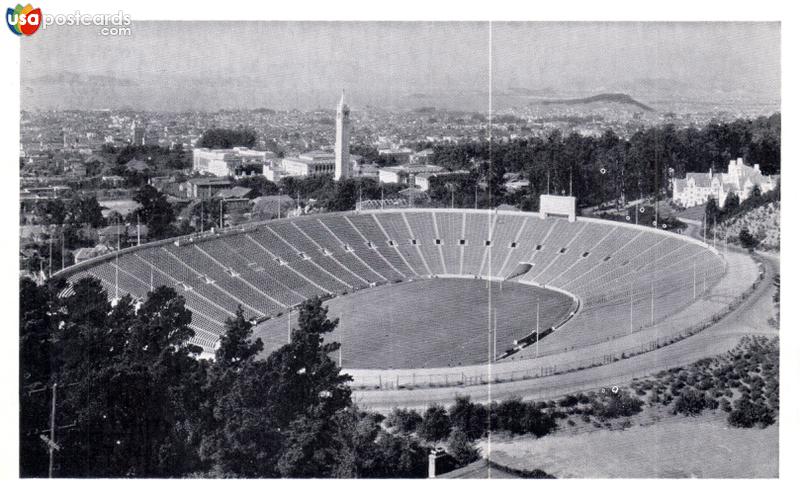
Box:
(64, 210), (726, 356)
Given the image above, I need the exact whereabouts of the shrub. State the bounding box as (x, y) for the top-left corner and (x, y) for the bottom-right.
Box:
(673, 389), (711, 416)
(446, 429), (480, 466)
(386, 408), (423, 434)
(521, 404), (557, 437)
(447, 396), (488, 441)
(727, 399), (775, 428)
(416, 404), (451, 441)
(594, 391), (644, 419)
(558, 394), (580, 408)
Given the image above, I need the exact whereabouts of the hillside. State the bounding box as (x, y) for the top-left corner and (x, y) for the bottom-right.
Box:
(539, 93), (655, 112)
(716, 201), (780, 251)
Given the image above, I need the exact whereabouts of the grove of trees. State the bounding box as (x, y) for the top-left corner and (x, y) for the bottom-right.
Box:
(427, 114), (780, 211)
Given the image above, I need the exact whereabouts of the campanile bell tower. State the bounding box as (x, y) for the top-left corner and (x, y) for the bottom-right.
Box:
(334, 90), (351, 180)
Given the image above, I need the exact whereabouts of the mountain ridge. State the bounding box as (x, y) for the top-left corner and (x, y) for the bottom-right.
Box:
(538, 93), (655, 111)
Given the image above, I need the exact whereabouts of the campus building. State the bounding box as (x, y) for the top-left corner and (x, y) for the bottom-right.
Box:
(192, 147), (273, 177)
(672, 157), (779, 208)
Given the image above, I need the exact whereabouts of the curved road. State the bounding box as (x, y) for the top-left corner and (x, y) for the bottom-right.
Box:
(353, 250), (779, 412)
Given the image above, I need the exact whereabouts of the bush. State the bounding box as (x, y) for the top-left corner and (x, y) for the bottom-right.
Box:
(448, 396), (488, 441)
(673, 389), (711, 416)
(593, 391), (644, 419)
(446, 429), (480, 466)
(491, 397), (557, 437)
(558, 394), (580, 408)
(727, 399), (775, 428)
(494, 397), (528, 435)
(386, 408), (423, 434)
(417, 404), (452, 441)
(521, 404), (558, 438)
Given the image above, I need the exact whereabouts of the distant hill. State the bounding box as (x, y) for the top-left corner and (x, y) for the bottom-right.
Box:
(540, 93), (655, 112)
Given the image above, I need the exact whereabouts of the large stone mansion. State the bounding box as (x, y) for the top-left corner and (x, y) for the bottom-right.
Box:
(672, 158), (779, 208)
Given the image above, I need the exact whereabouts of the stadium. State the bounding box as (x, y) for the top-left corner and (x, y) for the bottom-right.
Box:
(55, 199), (759, 406)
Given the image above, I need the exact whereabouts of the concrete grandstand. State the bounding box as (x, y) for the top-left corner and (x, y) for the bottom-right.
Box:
(55, 208), (757, 406)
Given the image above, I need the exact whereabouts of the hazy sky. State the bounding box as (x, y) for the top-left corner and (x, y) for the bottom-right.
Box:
(21, 21), (780, 110)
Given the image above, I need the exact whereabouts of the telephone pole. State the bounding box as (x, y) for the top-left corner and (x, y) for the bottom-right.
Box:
(48, 382), (57, 478)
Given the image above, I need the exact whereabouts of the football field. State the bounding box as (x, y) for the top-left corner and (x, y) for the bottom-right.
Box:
(253, 278), (574, 369)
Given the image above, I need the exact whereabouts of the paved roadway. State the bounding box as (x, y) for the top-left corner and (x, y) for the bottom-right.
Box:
(353, 249), (779, 412)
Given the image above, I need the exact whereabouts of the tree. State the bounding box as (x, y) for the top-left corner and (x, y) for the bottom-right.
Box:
(386, 408), (423, 434)
(215, 307), (263, 368)
(35, 198), (67, 226)
(728, 398), (775, 428)
(739, 227), (760, 251)
(134, 185), (175, 239)
(448, 396), (488, 440)
(446, 429), (480, 466)
(704, 197), (720, 237)
(67, 194), (105, 228)
(26, 279), (207, 477)
(201, 296), (352, 478)
(673, 389), (711, 416)
(416, 404), (451, 441)
(723, 191), (740, 213)
(198, 128), (257, 149)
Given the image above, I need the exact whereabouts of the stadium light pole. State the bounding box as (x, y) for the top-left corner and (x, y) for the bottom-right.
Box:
(629, 282), (634, 335)
(287, 308), (292, 344)
(535, 297), (540, 358)
(702, 211), (706, 243)
(114, 219), (120, 301)
(713, 216), (717, 249)
(493, 309), (497, 363)
(60, 229), (64, 271)
(650, 280), (655, 327)
(703, 267), (706, 294)
(48, 228), (52, 278)
(48, 382), (57, 478)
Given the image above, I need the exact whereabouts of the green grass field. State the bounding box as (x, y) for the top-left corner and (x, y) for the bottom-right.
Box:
(253, 278), (573, 369)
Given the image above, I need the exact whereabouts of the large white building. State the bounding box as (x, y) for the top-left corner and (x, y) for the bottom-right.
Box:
(192, 147), (273, 177)
(672, 158), (779, 208)
(279, 151), (336, 177)
(378, 164), (445, 188)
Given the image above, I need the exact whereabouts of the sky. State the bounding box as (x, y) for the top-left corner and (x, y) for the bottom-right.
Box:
(20, 21), (780, 111)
